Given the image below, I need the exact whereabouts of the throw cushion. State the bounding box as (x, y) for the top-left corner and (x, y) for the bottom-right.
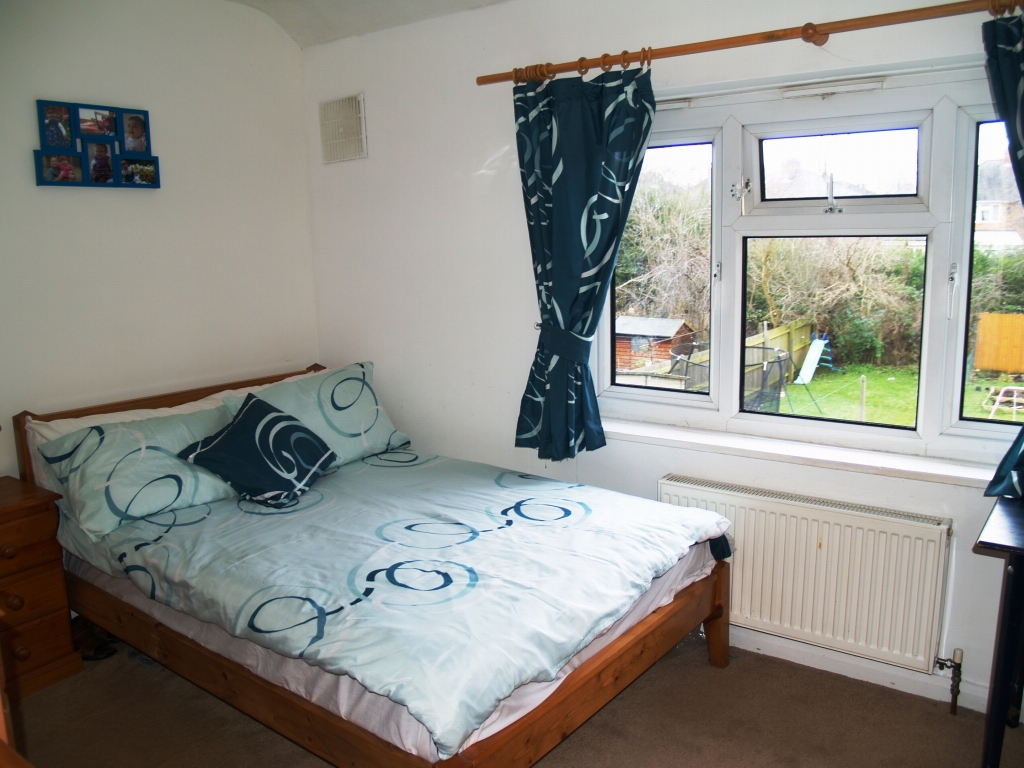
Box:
(179, 394), (336, 508)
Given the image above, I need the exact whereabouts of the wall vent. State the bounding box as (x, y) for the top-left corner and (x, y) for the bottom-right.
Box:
(319, 94), (367, 163)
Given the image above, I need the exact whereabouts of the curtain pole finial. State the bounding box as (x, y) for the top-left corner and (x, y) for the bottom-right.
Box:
(988, 0), (1019, 16)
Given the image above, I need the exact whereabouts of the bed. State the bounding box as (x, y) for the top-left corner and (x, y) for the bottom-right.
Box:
(13, 364), (731, 768)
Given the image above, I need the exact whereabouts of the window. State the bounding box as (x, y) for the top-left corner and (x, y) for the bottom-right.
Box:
(612, 143), (712, 394)
(961, 121), (1024, 425)
(742, 236), (926, 428)
(594, 64), (1018, 463)
(760, 128), (919, 200)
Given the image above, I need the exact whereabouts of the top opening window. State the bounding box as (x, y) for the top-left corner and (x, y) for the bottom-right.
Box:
(760, 128), (919, 200)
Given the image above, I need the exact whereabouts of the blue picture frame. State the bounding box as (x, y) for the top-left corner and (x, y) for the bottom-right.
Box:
(118, 156), (160, 188)
(36, 100), (75, 151)
(119, 108), (152, 157)
(34, 150), (85, 185)
(82, 140), (118, 186)
(75, 103), (119, 141)
(34, 100), (159, 189)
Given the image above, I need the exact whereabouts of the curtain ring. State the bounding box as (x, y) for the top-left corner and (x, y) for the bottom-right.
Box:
(600, 53), (613, 72)
(543, 62), (556, 80)
(619, 50), (631, 69)
(639, 47), (649, 68)
(512, 68), (524, 85)
(577, 57), (589, 76)
(988, 0), (1014, 15)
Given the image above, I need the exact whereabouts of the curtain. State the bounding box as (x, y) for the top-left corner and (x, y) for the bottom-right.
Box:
(984, 16), (1024, 200)
(512, 68), (655, 461)
(981, 17), (1024, 499)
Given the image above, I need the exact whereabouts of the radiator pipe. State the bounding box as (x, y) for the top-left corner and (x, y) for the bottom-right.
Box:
(936, 648), (964, 715)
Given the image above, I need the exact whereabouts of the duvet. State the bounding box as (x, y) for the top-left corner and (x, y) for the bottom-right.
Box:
(60, 449), (730, 758)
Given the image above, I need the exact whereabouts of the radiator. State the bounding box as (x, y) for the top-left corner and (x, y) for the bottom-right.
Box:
(660, 475), (952, 673)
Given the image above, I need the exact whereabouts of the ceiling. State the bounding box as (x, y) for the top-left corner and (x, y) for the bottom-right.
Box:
(228, 0), (511, 48)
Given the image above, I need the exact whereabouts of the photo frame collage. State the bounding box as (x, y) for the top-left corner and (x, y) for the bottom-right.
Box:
(34, 100), (160, 188)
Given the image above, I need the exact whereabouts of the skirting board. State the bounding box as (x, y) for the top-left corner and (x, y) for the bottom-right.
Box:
(730, 626), (987, 713)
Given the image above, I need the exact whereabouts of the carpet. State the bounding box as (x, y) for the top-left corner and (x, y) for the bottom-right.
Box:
(17, 631), (1024, 767)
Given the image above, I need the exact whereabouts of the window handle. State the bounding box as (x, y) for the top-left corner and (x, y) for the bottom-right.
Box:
(731, 176), (751, 215)
(824, 173), (843, 214)
(946, 262), (958, 320)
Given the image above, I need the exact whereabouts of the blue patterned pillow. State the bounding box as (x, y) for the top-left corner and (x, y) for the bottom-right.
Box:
(986, 425), (1024, 498)
(223, 362), (409, 468)
(179, 394), (336, 508)
(37, 407), (237, 541)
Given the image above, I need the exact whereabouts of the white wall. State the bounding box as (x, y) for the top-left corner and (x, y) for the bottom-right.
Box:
(0, 0), (319, 478)
(302, 1), (1005, 704)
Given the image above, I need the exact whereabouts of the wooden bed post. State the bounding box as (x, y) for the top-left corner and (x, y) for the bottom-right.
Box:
(704, 561), (730, 668)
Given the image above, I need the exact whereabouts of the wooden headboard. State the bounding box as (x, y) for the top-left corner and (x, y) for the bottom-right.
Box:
(12, 364), (325, 488)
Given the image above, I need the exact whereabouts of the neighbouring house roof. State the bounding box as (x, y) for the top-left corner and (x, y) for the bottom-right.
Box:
(615, 317), (686, 338)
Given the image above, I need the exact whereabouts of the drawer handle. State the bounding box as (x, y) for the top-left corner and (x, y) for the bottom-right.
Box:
(4, 595), (23, 612)
(13, 646), (30, 662)
(0, 546), (18, 560)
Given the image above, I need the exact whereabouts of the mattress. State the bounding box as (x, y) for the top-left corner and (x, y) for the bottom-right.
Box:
(65, 541), (715, 762)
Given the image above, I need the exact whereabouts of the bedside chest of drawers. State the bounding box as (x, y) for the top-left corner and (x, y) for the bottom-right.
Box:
(0, 477), (80, 698)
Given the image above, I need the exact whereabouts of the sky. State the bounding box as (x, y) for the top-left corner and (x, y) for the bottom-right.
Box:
(978, 120), (1011, 164)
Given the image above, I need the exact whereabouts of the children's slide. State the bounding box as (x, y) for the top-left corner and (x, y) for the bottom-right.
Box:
(794, 338), (827, 386)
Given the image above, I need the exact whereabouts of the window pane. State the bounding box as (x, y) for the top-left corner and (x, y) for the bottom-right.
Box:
(961, 122), (1024, 424)
(613, 144), (712, 393)
(743, 236), (926, 428)
(761, 128), (918, 200)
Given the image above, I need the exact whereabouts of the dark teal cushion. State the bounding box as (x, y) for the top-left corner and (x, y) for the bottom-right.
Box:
(985, 425), (1024, 498)
(179, 394), (336, 508)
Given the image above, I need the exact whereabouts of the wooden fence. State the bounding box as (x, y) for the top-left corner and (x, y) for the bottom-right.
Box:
(684, 320), (814, 381)
(976, 313), (1024, 374)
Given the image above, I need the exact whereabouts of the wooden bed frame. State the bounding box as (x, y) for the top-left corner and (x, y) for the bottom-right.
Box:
(13, 365), (730, 768)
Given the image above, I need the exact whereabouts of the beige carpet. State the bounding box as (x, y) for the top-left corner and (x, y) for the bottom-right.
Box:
(16, 632), (1024, 767)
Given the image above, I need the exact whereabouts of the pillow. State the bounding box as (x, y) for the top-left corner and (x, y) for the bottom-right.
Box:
(179, 394), (336, 508)
(985, 424), (1024, 498)
(37, 407), (237, 541)
(23, 367), (324, 498)
(223, 362), (409, 468)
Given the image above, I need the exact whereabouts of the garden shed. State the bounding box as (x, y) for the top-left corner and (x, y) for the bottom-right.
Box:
(614, 316), (693, 369)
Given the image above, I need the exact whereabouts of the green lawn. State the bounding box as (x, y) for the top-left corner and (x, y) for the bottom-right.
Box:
(778, 364), (919, 428)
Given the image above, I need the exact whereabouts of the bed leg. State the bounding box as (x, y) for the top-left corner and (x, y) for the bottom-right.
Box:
(704, 561), (730, 668)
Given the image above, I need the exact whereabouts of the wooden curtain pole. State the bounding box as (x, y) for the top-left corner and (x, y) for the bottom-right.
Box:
(476, 0), (1021, 86)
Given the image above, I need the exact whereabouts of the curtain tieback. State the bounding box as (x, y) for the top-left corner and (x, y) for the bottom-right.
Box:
(539, 325), (593, 364)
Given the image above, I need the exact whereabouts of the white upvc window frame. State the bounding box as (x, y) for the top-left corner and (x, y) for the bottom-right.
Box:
(594, 125), (725, 412)
(593, 62), (1019, 465)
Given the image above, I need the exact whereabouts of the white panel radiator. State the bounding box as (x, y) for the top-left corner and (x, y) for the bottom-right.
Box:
(659, 475), (951, 672)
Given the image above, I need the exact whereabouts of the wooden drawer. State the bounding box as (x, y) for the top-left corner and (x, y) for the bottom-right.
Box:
(0, 611), (74, 679)
(0, 563), (68, 631)
(0, 510), (60, 579)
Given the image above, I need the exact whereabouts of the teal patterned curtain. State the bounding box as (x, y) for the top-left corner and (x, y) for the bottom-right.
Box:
(984, 16), (1024, 200)
(982, 17), (1024, 500)
(513, 69), (655, 461)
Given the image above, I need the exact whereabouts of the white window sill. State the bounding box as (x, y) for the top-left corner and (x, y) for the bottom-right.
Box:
(600, 417), (996, 489)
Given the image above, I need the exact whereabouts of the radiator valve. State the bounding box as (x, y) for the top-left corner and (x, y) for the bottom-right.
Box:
(935, 648), (963, 715)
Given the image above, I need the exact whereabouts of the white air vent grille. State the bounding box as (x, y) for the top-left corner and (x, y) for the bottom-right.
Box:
(319, 94), (367, 163)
